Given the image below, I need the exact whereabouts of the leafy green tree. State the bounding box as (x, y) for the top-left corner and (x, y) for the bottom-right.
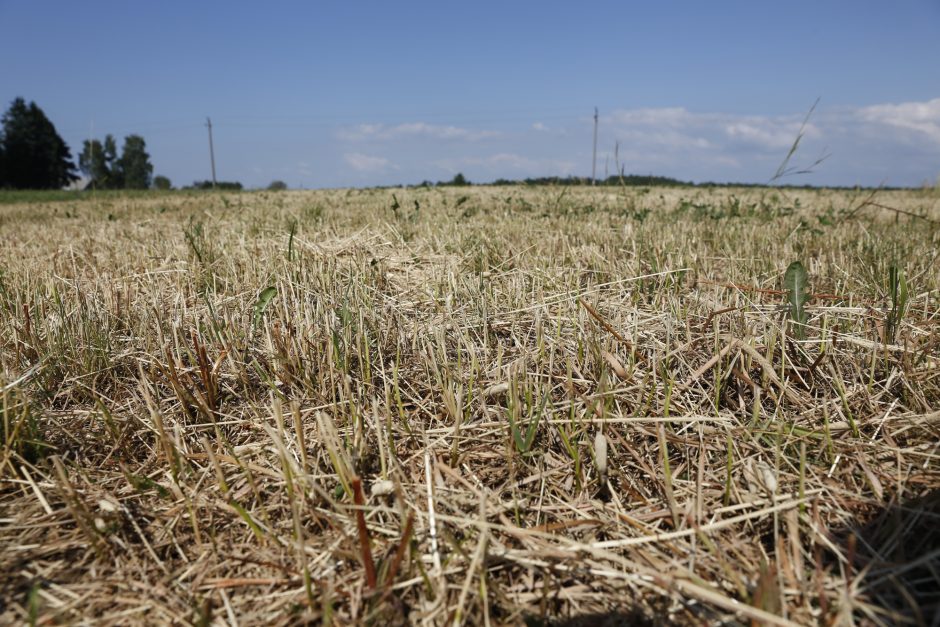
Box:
(153, 175), (172, 190)
(79, 135), (120, 189)
(0, 97), (77, 189)
(118, 134), (153, 189)
(267, 180), (288, 191)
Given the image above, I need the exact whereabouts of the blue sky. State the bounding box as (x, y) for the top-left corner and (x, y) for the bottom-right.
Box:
(2, 1), (939, 188)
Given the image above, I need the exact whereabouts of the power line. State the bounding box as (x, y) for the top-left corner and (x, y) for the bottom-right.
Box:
(58, 106), (595, 135)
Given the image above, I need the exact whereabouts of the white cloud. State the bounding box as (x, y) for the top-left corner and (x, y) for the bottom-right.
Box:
(344, 152), (391, 172)
(857, 97), (940, 144)
(607, 107), (700, 127)
(435, 153), (577, 177)
(606, 108), (714, 153)
(328, 98), (940, 187)
(606, 107), (816, 152)
(724, 120), (817, 150)
(338, 122), (499, 142)
(600, 100), (940, 184)
(484, 153), (539, 170)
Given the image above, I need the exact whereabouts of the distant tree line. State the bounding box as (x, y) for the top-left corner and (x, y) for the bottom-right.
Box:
(185, 180), (243, 191)
(0, 97), (171, 190)
(408, 173), (692, 189)
(490, 174), (693, 187)
(5, 96), (903, 193)
(407, 174), (897, 191)
(414, 172), (472, 188)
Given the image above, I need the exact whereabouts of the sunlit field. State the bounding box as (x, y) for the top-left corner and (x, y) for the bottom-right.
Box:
(2, 185), (938, 625)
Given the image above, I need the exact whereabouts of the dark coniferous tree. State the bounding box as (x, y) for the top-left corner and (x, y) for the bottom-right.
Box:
(0, 97), (77, 189)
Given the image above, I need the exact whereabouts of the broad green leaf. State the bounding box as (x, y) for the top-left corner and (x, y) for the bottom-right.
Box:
(898, 270), (908, 316)
(252, 286), (277, 328)
(784, 261), (809, 339)
(889, 264), (908, 316)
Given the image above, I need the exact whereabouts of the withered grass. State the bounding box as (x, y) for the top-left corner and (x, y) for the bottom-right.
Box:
(1, 185), (938, 625)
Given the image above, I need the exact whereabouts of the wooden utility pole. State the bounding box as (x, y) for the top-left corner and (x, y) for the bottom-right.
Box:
(592, 107), (598, 185)
(206, 117), (217, 188)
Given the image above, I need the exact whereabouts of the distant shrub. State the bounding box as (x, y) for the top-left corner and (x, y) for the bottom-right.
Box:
(187, 180), (243, 191)
(436, 173), (470, 187)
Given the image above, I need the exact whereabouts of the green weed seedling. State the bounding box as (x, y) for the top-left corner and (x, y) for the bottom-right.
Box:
(183, 217), (207, 263)
(506, 380), (547, 455)
(252, 286), (277, 329)
(784, 261), (809, 340)
(886, 263), (908, 344)
(1, 386), (48, 474)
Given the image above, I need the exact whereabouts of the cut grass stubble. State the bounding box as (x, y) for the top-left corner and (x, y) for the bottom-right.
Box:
(0, 185), (938, 625)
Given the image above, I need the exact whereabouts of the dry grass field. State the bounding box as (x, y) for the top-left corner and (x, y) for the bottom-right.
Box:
(1, 184), (939, 625)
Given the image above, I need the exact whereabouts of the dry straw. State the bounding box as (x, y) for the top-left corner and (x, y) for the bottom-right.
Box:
(1, 185), (938, 624)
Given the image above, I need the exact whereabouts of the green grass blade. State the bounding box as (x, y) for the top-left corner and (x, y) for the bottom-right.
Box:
(229, 500), (266, 542)
(887, 263), (908, 343)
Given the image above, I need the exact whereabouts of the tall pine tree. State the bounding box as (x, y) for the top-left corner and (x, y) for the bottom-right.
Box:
(0, 98), (77, 189)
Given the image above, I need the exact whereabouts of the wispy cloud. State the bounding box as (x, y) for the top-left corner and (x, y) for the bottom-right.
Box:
(606, 107), (816, 152)
(595, 105), (838, 182)
(857, 97), (940, 144)
(601, 100), (940, 184)
(435, 153), (578, 177)
(338, 122), (499, 142)
(344, 152), (392, 172)
(329, 98), (940, 187)
(723, 118), (817, 150)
